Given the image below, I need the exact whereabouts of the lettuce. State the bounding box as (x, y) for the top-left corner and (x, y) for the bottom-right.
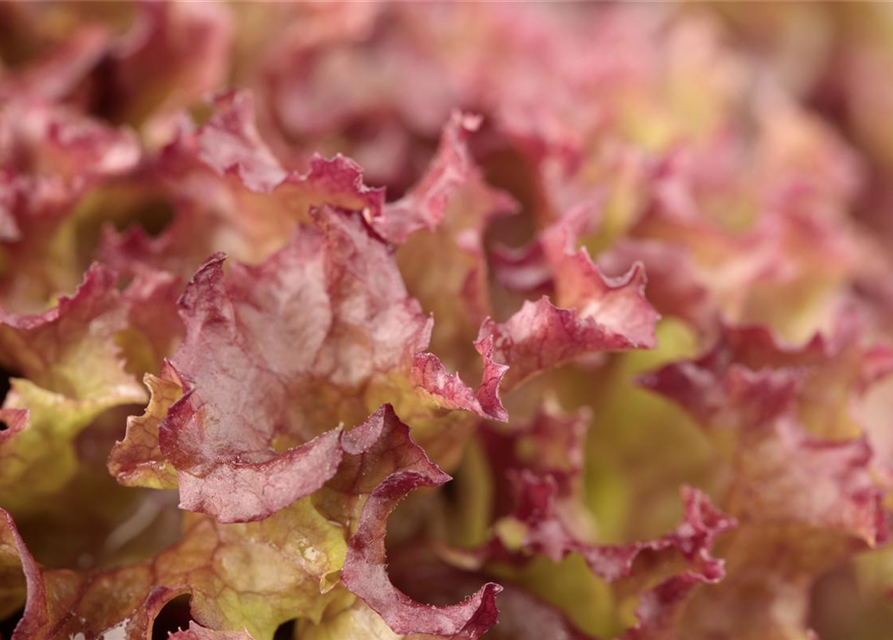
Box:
(1, 3), (892, 640)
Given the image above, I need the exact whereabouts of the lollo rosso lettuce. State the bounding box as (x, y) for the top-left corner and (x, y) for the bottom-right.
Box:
(1, 2), (893, 640)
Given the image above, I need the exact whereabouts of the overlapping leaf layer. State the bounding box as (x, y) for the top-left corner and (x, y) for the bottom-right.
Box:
(1, 3), (893, 639)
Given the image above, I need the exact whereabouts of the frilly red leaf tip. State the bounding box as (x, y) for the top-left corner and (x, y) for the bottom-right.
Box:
(677, 485), (738, 555)
(196, 88), (288, 193)
(176, 252), (228, 308)
(474, 335), (510, 422)
(341, 438), (501, 639)
(0, 261), (118, 329)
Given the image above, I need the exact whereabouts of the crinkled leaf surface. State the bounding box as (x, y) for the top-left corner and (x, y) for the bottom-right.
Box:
(0, 265), (146, 509)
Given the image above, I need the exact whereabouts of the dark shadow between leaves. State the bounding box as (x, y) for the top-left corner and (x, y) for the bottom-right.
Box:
(151, 594), (192, 640)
